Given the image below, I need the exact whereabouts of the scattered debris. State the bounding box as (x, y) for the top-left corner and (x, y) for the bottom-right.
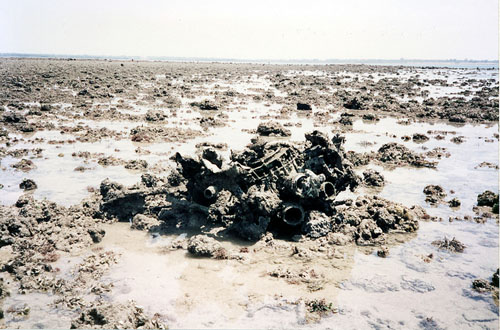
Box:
(431, 237), (465, 253)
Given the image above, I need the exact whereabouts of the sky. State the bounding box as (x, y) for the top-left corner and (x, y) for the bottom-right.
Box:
(0, 0), (498, 60)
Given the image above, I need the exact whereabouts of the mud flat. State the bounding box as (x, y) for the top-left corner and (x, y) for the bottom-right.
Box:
(0, 58), (498, 329)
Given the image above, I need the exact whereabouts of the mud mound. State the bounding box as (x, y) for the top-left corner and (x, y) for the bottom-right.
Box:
(330, 195), (421, 245)
(377, 143), (436, 168)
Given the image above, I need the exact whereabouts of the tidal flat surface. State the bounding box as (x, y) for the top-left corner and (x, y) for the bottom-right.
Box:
(0, 59), (498, 329)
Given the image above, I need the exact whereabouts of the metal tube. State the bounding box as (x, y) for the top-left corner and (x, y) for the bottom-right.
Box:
(282, 203), (305, 226)
(320, 181), (335, 198)
(204, 186), (217, 200)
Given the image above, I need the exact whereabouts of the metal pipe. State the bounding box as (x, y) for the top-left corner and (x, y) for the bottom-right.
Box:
(320, 181), (335, 198)
(204, 186), (217, 200)
(282, 203), (305, 226)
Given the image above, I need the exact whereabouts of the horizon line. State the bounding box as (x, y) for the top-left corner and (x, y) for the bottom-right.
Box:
(0, 52), (498, 64)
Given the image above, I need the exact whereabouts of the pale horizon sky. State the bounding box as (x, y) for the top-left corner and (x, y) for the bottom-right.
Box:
(0, 0), (498, 60)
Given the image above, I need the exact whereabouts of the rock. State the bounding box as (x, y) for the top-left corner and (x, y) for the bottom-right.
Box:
(339, 116), (353, 125)
(28, 108), (42, 116)
(472, 279), (494, 292)
(131, 214), (159, 231)
(362, 113), (379, 121)
(492, 269), (499, 287)
(140, 173), (160, 188)
(332, 195), (421, 246)
(124, 159), (148, 170)
(296, 102), (312, 110)
(477, 190), (498, 207)
(70, 301), (167, 329)
(345, 151), (370, 167)
(201, 147), (223, 168)
(97, 156), (121, 167)
(412, 133), (429, 143)
(449, 115), (466, 123)
(88, 228), (105, 243)
(493, 203), (499, 214)
(190, 99), (219, 110)
(363, 169), (384, 187)
(18, 123), (35, 132)
(40, 104), (51, 111)
(145, 109), (166, 122)
(448, 198), (461, 207)
(377, 143), (436, 168)
(326, 232), (353, 246)
(199, 116), (224, 128)
(2, 112), (26, 123)
(19, 178), (37, 191)
(99, 179), (146, 221)
(451, 136), (465, 144)
(187, 235), (223, 257)
(431, 237), (465, 253)
(343, 97), (363, 110)
(256, 121), (291, 137)
(423, 185), (447, 204)
(11, 159), (36, 172)
(377, 246), (389, 257)
(302, 211), (332, 238)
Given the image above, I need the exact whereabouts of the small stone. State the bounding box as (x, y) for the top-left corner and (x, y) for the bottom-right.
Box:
(19, 178), (37, 191)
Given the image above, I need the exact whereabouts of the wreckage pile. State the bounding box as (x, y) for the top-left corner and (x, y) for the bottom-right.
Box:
(97, 130), (423, 244)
